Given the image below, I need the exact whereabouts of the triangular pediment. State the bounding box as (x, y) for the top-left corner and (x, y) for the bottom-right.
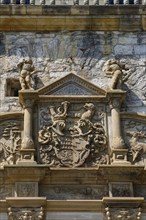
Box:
(38, 73), (106, 96)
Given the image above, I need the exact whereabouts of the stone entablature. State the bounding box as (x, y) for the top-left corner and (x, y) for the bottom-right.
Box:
(0, 5), (146, 31)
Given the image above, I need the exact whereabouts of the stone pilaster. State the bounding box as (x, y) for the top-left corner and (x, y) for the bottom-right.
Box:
(107, 91), (130, 164)
(17, 90), (38, 165)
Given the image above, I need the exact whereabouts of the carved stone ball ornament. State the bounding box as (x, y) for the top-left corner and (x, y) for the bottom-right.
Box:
(8, 207), (44, 220)
(38, 102), (109, 167)
(105, 207), (142, 220)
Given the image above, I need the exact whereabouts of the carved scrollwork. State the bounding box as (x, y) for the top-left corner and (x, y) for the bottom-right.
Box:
(38, 102), (109, 167)
(105, 207), (142, 220)
(8, 207), (44, 220)
(0, 121), (22, 166)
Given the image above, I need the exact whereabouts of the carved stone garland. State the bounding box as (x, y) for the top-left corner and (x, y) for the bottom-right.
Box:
(38, 102), (109, 167)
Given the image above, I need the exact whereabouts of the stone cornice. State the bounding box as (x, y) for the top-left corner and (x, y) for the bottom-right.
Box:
(121, 112), (146, 121)
(0, 112), (24, 121)
(0, 5), (146, 31)
(38, 73), (106, 96)
(0, 199), (146, 212)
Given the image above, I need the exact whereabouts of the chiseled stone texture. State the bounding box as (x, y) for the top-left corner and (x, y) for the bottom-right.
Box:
(0, 213), (8, 220)
(142, 214), (146, 220)
(46, 212), (103, 220)
(0, 31), (146, 113)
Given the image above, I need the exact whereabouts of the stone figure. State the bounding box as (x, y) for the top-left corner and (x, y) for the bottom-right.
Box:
(18, 58), (36, 90)
(127, 131), (146, 162)
(103, 59), (126, 90)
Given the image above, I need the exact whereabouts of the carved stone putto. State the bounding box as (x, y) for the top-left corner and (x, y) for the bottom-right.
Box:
(38, 102), (108, 167)
(103, 59), (129, 90)
(18, 58), (37, 90)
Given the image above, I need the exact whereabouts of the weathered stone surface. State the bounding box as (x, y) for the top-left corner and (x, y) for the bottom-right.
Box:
(114, 45), (133, 55)
(0, 213), (7, 220)
(0, 31), (145, 114)
(46, 212), (103, 220)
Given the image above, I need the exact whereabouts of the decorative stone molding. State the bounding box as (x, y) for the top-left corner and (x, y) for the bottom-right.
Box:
(103, 197), (144, 220)
(105, 207), (142, 220)
(8, 206), (44, 220)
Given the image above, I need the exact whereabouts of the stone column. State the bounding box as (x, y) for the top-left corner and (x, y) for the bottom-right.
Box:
(22, 99), (34, 150)
(17, 91), (38, 165)
(110, 98), (125, 150)
(107, 91), (130, 164)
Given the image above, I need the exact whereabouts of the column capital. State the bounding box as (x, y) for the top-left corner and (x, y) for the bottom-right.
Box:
(19, 90), (38, 108)
(107, 90), (126, 110)
(110, 98), (121, 110)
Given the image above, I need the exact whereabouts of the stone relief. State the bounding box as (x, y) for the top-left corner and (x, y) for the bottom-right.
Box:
(18, 58), (37, 90)
(123, 120), (146, 164)
(15, 182), (38, 197)
(0, 121), (22, 166)
(38, 102), (109, 167)
(8, 207), (44, 220)
(105, 207), (142, 220)
(0, 185), (13, 199)
(109, 182), (133, 197)
(40, 185), (108, 200)
(103, 59), (130, 90)
(134, 185), (146, 199)
(127, 131), (146, 163)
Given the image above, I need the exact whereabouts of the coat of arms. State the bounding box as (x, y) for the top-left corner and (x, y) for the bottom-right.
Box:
(38, 102), (109, 167)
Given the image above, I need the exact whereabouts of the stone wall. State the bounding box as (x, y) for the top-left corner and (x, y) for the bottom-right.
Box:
(0, 31), (146, 113)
